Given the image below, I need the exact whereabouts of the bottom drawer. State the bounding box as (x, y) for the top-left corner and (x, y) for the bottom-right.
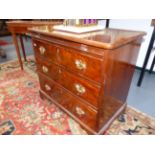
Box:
(38, 73), (97, 130)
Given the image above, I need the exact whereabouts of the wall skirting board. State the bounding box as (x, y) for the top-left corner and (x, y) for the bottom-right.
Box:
(136, 66), (155, 74)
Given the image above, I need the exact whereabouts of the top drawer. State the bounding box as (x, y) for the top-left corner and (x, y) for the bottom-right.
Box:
(33, 39), (103, 83)
(33, 39), (61, 64)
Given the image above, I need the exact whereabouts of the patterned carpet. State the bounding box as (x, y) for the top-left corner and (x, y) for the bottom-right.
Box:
(0, 58), (155, 135)
(0, 40), (12, 46)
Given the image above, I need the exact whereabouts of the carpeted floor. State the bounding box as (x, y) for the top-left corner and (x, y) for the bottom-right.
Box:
(0, 58), (155, 135)
(0, 40), (12, 46)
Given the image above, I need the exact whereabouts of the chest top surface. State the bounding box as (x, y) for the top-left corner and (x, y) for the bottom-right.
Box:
(29, 26), (146, 49)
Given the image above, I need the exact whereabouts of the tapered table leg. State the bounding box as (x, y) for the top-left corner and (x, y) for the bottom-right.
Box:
(19, 35), (27, 61)
(12, 33), (23, 70)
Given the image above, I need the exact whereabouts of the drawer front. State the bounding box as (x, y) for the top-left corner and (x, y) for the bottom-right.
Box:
(33, 39), (61, 64)
(59, 69), (100, 108)
(62, 98), (97, 131)
(59, 48), (103, 83)
(36, 57), (61, 82)
(38, 74), (97, 130)
(36, 58), (100, 108)
(33, 39), (103, 83)
(39, 73), (70, 104)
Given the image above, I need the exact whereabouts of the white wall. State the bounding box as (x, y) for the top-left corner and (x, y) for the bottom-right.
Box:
(99, 19), (155, 71)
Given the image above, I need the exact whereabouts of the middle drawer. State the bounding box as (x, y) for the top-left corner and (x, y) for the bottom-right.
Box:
(36, 57), (101, 108)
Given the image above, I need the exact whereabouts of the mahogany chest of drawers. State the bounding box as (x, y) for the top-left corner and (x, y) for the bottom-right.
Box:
(30, 27), (145, 134)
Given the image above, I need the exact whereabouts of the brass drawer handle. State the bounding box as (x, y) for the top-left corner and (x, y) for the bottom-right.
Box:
(74, 83), (86, 94)
(75, 59), (86, 70)
(56, 48), (61, 61)
(42, 66), (48, 73)
(39, 46), (46, 55)
(45, 84), (51, 91)
(75, 106), (85, 116)
(33, 43), (37, 47)
(56, 48), (60, 53)
(58, 69), (62, 74)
